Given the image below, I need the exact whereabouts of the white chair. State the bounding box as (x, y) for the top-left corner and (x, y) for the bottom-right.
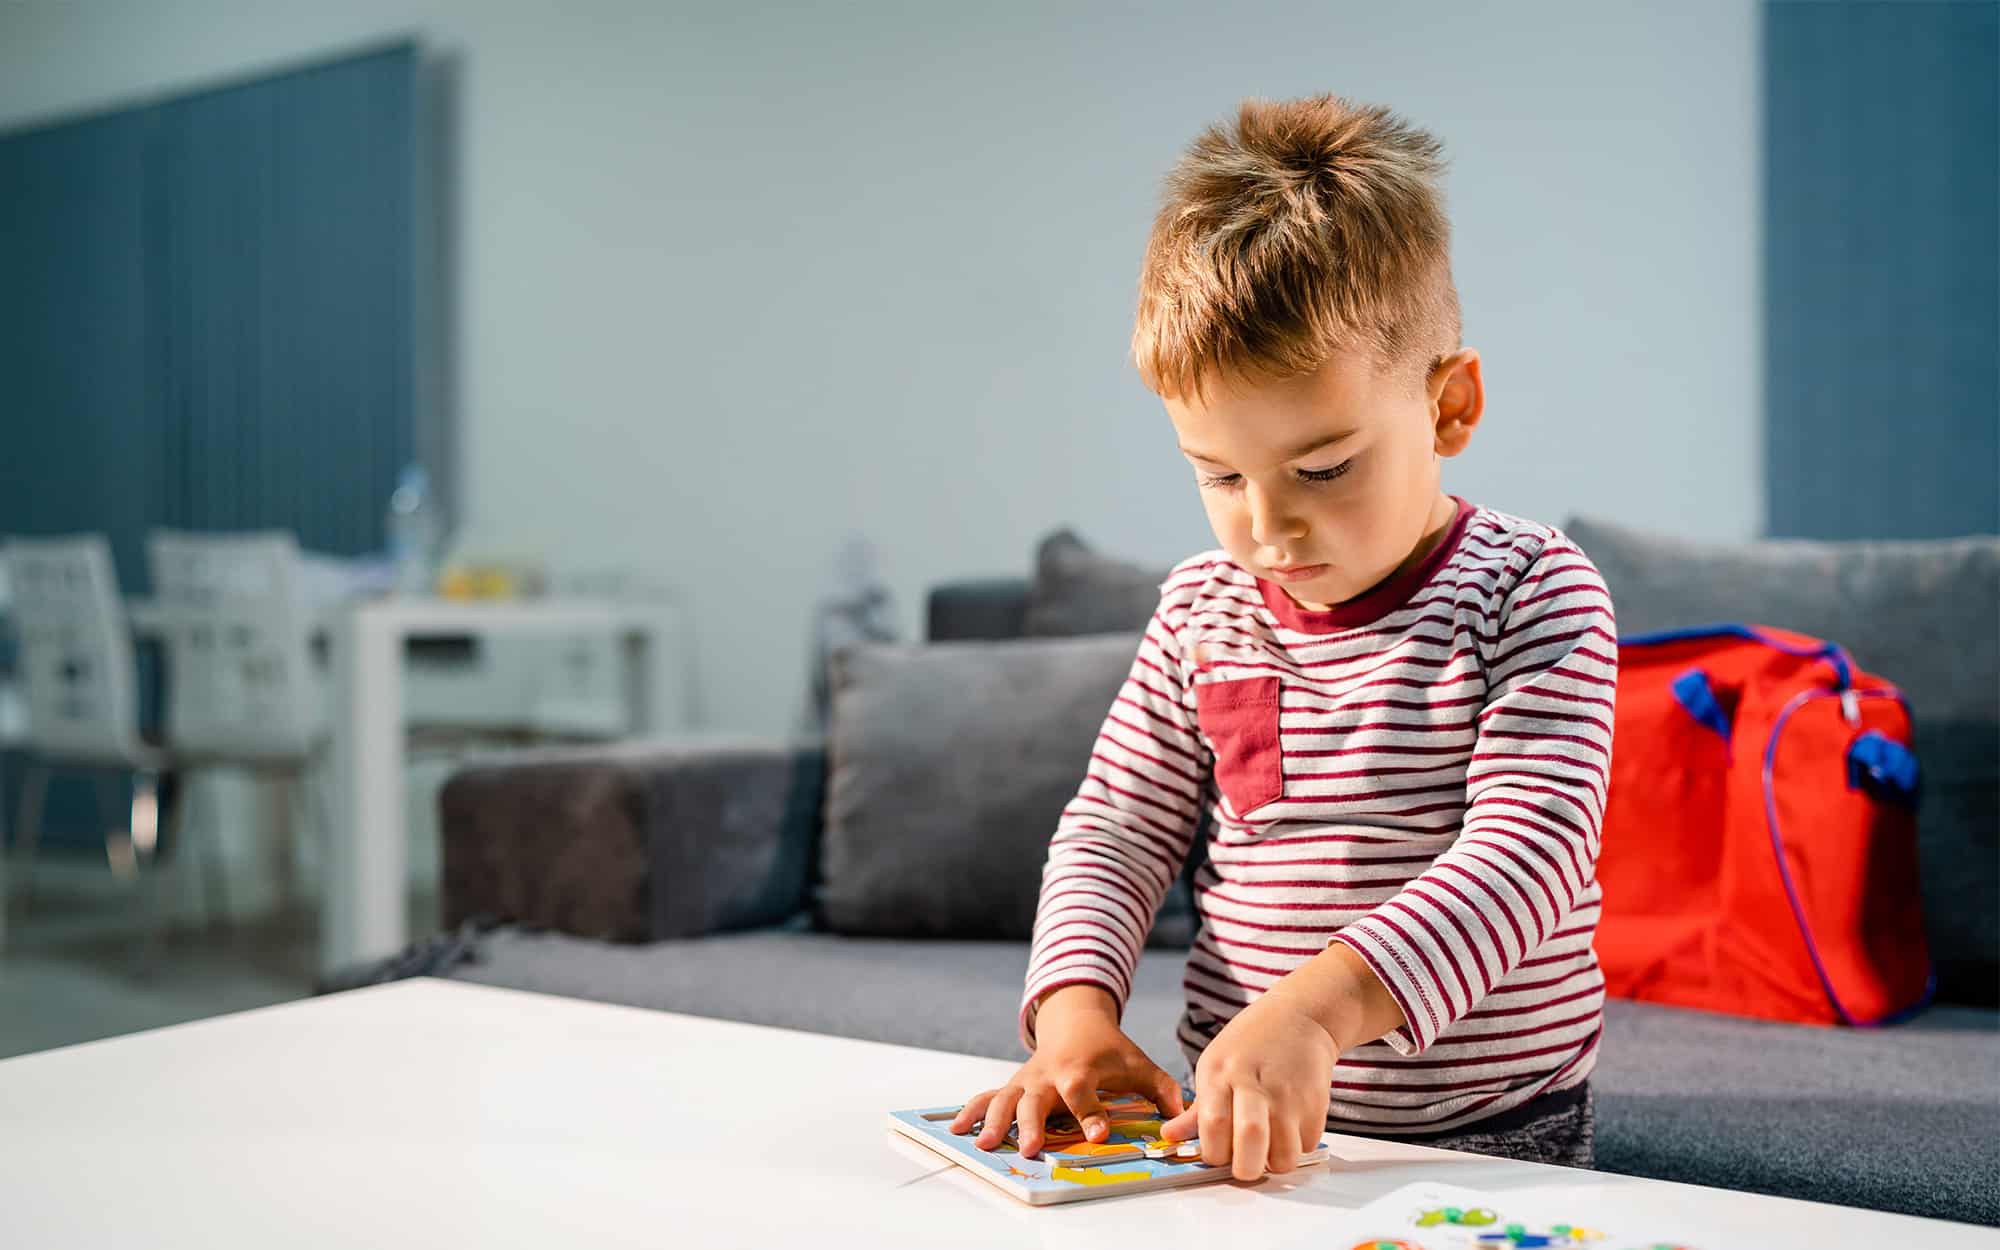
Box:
(1, 535), (172, 947)
(146, 530), (329, 930)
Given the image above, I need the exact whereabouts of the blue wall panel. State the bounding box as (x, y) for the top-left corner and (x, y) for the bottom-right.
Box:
(1765, 1), (1999, 539)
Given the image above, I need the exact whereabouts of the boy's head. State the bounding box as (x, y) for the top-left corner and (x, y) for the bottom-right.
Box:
(1132, 94), (1485, 611)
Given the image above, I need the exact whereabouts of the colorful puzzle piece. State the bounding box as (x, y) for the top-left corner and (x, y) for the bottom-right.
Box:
(1417, 1205), (1501, 1227)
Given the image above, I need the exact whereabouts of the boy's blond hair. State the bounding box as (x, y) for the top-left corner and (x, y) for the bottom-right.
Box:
(1132, 94), (1461, 400)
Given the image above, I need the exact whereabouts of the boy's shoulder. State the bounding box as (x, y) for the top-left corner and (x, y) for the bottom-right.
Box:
(1459, 508), (1615, 637)
(1461, 505), (1607, 586)
(1462, 504), (1576, 568)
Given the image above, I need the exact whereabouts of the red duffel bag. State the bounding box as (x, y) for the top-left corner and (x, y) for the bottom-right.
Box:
(1595, 624), (1934, 1026)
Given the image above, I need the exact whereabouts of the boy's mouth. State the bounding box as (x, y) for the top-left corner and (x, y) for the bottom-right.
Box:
(1266, 563), (1330, 583)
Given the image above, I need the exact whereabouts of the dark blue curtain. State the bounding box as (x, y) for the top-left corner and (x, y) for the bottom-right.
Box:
(1764, 1), (1999, 539)
(154, 47), (416, 556)
(0, 42), (418, 586)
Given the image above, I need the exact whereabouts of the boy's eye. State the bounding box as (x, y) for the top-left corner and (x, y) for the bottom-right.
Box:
(1297, 458), (1355, 483)
(1195, 457), (1355, 490)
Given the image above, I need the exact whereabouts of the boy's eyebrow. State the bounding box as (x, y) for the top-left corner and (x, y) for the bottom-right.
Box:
(1179, 429), (1359, 467)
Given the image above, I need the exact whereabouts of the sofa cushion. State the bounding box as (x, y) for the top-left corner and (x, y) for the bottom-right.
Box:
(819, 634), (1189, 941)
(1021, 529), (1165, 637)
(1592, 997), (2000, 1225)
(1566, 517), (2000, 1006)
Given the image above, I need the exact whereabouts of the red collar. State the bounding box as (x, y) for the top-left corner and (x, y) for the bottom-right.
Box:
(1256, 496), (1476, 634)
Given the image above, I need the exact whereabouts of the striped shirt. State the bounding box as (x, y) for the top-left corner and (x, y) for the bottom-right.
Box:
(1019, 498), (1618, 1135)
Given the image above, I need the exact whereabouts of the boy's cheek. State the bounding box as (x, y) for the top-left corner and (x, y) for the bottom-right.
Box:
(1196, 494), (1231, 538)
(1203, 504), (1253, 558)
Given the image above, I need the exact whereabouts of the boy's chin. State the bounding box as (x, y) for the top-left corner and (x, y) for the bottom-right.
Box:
(1274, 578), (1343, 611)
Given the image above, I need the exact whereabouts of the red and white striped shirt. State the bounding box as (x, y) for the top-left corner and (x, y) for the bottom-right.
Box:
(1020, 498), (1617, 1135)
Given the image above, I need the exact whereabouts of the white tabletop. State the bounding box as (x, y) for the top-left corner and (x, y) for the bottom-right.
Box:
(0, 981), (1988, 1249)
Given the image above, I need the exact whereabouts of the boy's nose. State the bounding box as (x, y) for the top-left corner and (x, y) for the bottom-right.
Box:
(1245, 486), (1307, 551)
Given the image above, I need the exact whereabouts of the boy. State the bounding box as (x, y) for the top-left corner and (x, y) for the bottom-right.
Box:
(950, 94), (1616, 1178)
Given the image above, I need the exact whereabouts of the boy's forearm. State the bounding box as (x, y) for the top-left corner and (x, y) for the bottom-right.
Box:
(1266, 941), (1408, 1053)
(1030, 982), (1123, 1044)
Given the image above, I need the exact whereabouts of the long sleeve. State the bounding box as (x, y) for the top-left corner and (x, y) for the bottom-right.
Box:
(1019, 599), (1207, 1050)
(1331, 539), (1617, 1056)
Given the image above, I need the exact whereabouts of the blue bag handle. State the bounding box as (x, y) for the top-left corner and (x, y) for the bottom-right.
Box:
(1624, 623), (1855, 691)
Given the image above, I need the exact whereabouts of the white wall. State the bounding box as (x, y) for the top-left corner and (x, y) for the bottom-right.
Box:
(0, 0), (1762, 738)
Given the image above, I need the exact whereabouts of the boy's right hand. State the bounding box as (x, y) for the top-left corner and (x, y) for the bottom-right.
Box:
(948, 985), (1186, 1158)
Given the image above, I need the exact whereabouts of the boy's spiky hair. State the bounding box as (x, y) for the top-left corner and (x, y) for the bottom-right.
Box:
(1132, 94), (1460, 399)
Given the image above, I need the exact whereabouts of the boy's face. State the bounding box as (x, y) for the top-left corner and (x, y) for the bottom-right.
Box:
(1164, 348), (1485, 611)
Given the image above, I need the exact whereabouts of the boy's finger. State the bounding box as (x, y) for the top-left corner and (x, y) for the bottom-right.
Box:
(1150, 1069), (1187, 1119)
(1266, 1112), (1302, 1174)
(975, 1087), (1023, 1151)
(1198, 1092), (1233, 1169)
(1016, 1088), (1055, 1158)
(1230, 1087), (1270, 1182)
(950, 1089), (995, 1134)
(1301, 1090), (1330, 1152)
(1056, 1080), (1109, 1142)
(1160, 1101), (1198, 1142)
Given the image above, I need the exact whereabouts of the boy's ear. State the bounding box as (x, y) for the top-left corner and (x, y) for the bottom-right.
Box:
(1429, 348), (1484, 458)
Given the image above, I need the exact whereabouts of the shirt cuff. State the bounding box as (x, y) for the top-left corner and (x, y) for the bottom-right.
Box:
(1331, 924), (1442, 1056)
(1018, 974), (1126, 1053)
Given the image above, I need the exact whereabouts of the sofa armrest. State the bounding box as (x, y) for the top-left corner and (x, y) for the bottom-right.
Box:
(439, 736), (825, 942)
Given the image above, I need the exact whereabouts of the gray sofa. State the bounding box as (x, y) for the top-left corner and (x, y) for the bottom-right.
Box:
(427, 519), (2000, 1226)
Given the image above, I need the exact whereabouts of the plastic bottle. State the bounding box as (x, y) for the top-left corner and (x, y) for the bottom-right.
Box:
(386, 464), (440, 597)
(799, 535), (899, 734)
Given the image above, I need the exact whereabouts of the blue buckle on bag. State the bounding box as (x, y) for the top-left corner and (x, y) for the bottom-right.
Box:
(1671, 668), (1734, 742)
(1846, 730), (1921, 805)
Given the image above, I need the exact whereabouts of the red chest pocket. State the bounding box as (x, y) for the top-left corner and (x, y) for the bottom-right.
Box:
(1194, 675), (1284, 817)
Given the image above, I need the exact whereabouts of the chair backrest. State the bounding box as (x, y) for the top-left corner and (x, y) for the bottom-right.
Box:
(1, 534), (145, 763)
(146, 530), (322, 760)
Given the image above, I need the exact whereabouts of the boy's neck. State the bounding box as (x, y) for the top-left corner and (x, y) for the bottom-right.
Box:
(1286, 491), (1461, 612)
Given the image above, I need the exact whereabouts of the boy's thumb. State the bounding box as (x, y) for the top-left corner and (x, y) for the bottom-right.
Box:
(1160, 1102), (1198, 1142)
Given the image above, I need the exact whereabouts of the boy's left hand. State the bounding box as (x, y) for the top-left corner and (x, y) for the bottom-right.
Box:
(1159, 990), (1338, 1181)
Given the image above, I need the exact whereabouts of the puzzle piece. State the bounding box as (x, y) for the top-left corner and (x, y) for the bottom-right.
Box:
(1417, 1205), (1501, 1227)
